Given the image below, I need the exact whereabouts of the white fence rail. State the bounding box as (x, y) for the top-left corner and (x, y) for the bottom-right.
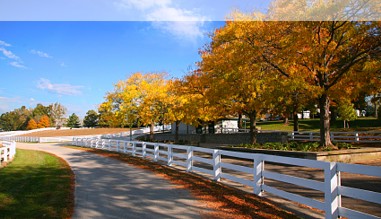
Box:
(72, 137), (381, 219)
(0, 141), (16, 165)
(290, 131), (381, 143)
(101, 125), (171, 139)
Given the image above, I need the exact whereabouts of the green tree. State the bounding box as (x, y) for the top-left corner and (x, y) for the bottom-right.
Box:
(66, 113), (81, 128)
(83, 110), (99, 127)
(338, 101), (358, 128)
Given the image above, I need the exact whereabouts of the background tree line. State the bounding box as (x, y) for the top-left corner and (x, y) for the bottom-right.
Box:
(0, 103), (66, 131)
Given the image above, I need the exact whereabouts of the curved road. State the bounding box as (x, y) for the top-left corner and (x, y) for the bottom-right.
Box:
(17, 142), (209, 219)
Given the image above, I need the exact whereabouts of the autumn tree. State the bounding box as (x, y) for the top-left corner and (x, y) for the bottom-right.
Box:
(26, 118), (38, 130)
(222, 11), (381, 147)
(37, 115), (51, 128)
(200, 18), (293, 143)
(100, 72), (170, 140)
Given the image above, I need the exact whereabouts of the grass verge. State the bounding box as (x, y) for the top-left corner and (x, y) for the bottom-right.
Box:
(66, 145), (298, 219)
(0, 149), (74, 219)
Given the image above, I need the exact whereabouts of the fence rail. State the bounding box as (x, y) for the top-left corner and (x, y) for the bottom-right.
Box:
(0, 141), (16, 165)
(72, 137), (381, 219)
(290, 131), (381, 143)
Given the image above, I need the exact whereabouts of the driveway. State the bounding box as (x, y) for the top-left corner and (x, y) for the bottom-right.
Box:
(16, 143), (209, 219)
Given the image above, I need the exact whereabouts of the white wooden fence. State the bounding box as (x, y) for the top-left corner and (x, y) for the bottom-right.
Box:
(290, 131), (381, 143)
(0, 136), (40, 143)
(72, 137), (381, 219)
(0, 141), (16, 165)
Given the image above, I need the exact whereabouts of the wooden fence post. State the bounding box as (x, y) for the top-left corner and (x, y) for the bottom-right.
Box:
(213, 149), (221, 181)
(142, 142), (146, 158)
(186, 146), (193, 172)
(253, 155), (264, 196)
(132, 142), (136, 156)
(154, 143), (159, 162)
(324, 162), (339, 219)
(167, 145), (173, 166)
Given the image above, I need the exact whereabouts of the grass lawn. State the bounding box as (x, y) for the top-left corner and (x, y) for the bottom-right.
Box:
(0, 149), (74, 219)
(257, 117), (381, 132)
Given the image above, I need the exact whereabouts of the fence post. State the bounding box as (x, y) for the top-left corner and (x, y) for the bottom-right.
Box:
(213, 149), (221, 181)
(309, 132), (313, 141)
(355, 132), (359, 142)
(291, 132), (295, 140)
(108, 140), (111, 151)
(123, 141), (127, 153)
(186, 146), (193, 172)
(253, 155), (264, 196)
(154, 143), (159, 162)
(116, 141), (120, 152)
(3, 146), (8, 162)
(142, 142), (146, 158)
(132, 142), (136, 156)
(330, 133), (334, 142)
(324, 162), (339, 219)
(167, 145), (173, 166)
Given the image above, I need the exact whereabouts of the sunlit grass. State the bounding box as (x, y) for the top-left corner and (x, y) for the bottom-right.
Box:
(0, 149), (74, 219)
(257, 117), (381, 132)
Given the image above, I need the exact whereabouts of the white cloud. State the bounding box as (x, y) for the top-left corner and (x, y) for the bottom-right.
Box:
(114, 0), (208, 41)
(60, 62), (67, 67)
(37, 78), (83, 96)
(31, 49), (52, 58)
(0, 40), (11, 47)
(0, 47), (19, 60)
(9, 61), (26, 69)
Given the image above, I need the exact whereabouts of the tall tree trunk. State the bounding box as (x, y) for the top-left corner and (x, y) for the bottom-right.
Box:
(248, 111), (257, 144)
(175, 120), (180, 143)
(319, 94), (332, 147)
(237, 113), (243, 129)
(292, 106), (299, 132)
(149, 122), (154, 141)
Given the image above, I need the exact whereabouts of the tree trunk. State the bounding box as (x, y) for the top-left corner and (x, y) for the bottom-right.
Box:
(292, 107), (299, 132)
(283, 113), (289, 125)
(248, 111), (257, 144)
(237, 113), (243, 129)
(175, 120), (180, 143)
(149, 122), (154, 141)
(319, 94), (332, 147)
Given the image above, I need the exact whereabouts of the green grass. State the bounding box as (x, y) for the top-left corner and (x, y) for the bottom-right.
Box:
(0, 149), (74, 219)
(257, 117), (381, 132)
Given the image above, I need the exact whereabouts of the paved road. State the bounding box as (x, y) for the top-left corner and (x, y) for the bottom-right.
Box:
(17, 143), (209, 219)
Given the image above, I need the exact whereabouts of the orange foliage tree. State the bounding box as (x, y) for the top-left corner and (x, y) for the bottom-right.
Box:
(37, 115), (50, 128)
(26, 118), (38, 130)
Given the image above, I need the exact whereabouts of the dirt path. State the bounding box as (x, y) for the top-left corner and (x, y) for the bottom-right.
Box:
(17, 143), (209, 219)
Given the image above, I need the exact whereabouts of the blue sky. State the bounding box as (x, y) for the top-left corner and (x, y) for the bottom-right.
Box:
(0, 0), (271, 118)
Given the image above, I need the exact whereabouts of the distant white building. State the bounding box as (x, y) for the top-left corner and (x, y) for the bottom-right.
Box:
(171, 118), (241, 134)
(297, 111), (311, 119)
